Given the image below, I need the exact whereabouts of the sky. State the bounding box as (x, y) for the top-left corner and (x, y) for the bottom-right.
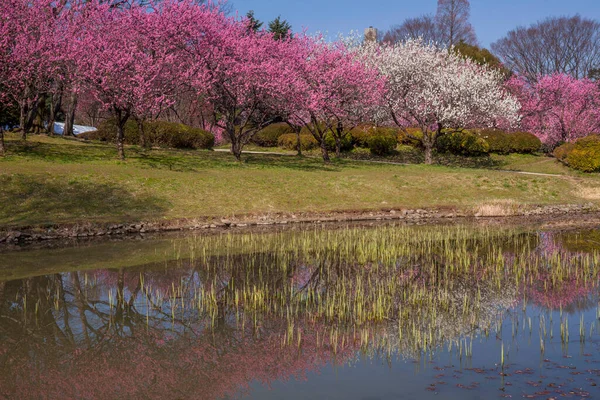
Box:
(232, 0), (600, 48)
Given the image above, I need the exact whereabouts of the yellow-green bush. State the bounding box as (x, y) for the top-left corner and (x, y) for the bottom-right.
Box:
(82, 119), (214, 150)
(349, 126), (373, 148)
(553, 142), (575, 164)
(437, 130), (489, 156)
(251, 123), (294, 147)
(277, 133), (318, 151)
(510, 132), (542, 154)
(566, 135), (600, 172)
(398, 127), (424, 148)
(350, 126), (399, 148)
(324, 132), (354, 152)
(367, 131), (397, 155)
(476, 129), (541, 154)
(299, 124), (353, 152)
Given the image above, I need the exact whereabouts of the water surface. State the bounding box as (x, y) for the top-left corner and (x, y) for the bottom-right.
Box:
(1, 223), (599, 399)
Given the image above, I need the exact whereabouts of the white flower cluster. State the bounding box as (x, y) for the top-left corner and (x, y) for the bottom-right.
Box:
(356, 39), (520, 131)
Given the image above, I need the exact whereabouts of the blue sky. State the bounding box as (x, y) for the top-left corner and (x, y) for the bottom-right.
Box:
(232, 0), (600, 48)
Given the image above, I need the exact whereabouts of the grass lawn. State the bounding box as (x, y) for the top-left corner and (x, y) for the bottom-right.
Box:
(0, 133), (599, 228)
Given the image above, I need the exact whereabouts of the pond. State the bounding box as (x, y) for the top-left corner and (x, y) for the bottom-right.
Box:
(1, 222), (600, 399)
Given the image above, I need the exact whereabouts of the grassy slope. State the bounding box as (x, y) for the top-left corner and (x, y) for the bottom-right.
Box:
(0, 133), (599, 227)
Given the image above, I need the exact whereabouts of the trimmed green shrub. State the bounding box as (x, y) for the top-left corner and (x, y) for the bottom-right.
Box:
(437, 130), (489, 156)
(277, 133), (318, 151)
(349, 126), (372, 148)
(251, 123), (294, 147)
(149, 121), (214, 149)
(510, 132), (542, 154)
(477, 129), (510, 153)
(82, 119), (214, 150)
(367, 132), (397, 156)
(398, 127), (424, 148)
(553, 142), (575, 164)
(299, 124), (354, 152)
(324, 132), (354, 152)
(85, 119), (139, 142)
(567, 135), (600, 172)
(476, 129), (541, 154)
(350, 126), (399, 148)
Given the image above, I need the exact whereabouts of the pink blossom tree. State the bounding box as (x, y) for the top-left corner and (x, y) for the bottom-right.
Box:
(506, 73), (600, 148)
(0, 0), (63, 140)
(281, 37), (386, 161)
(70, 0), (181, 160)
(174, 5), (299, 161)
(0, 2), (17, 155)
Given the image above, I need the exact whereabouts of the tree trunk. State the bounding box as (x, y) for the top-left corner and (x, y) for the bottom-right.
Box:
(116, 124), (125, 160)
(0, 127), (5, 157)
(335, 122), (345, 158)
(48, 91), (62, 136)
(319, 137), (330, 163)
(114, 108), (130, 160)
(295, 129), (302, 156)
(422, 125), (441, 165)
(31, 95), (46, 135)
(63, 92), (77, 137)
(424, 144), (434, 165)
(422, 129), (434, 164)
(136, 118), (148, 149)
(231, 136), (243, 161)
(24, 97), (42, 136)
(19, 101), (27, 140)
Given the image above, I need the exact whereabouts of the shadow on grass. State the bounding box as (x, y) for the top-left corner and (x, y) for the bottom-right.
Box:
(346, 147), (508, 170)
(0, 174), (169, 226)
(435, 154), (507, 169)
(242, 154), (345, 172)
(5, 135), (357, 173)
(6, 137), (117, 163)
(135, 150), (343, 173)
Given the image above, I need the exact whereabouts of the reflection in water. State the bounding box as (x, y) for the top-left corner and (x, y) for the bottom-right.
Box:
(0, 225), (599, 399)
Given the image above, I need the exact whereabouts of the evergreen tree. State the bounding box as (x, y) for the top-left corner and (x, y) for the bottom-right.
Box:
(453, 41), (510, 78)
(268, 16), (292, 40)
(246, 10), (263, 33)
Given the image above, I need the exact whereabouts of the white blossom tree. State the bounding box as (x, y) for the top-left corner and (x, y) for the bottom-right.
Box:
(359, 39), (520, 164)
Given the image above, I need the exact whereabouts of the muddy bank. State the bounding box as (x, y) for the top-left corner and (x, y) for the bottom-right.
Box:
(0, 203), (598, 247)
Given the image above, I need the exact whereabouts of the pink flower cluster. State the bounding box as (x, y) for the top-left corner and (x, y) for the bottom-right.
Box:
(0, 0), (387, 160)
(507, 74), (600, 147)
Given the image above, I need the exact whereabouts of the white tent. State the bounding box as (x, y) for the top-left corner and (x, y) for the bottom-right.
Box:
(53, 122), (97, 136)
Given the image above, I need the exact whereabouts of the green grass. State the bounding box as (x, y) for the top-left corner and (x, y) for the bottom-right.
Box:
(0, 133), (598, 228)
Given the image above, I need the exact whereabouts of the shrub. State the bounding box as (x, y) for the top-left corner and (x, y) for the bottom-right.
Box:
(553, 142), (575, 164)
(367, 132), (397, 156)
(350, 126), (399, 149)
(437, 130), (489, 156)
(81, 119), (214, 149)
(251, 123), (294, 147)
(300, 124), (354, 152)
(476, 129), (541, 154)
(477, 129), (511, 154)
(277, 133), (318, 151)
(324, 132), (354, 152)
(148, 121), (214, 149)
(83, 119), (139, 142)
(510, 131), (542, 154)
(567, 135), (600, 172)
(398, 127), (424, 148)
(349, 126), (372, 148)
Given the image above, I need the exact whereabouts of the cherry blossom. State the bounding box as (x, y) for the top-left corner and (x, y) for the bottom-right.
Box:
(506, 73), (600, 148)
